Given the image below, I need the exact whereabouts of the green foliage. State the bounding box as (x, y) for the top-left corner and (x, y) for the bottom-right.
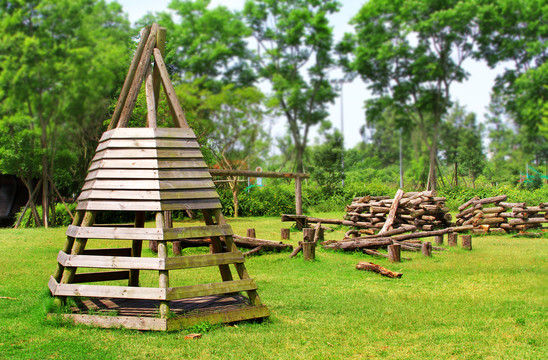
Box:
(475, 0), (548, 161)
(0, 0), (131, 198)
(339, 0), (477, 190)
(439, 184), (548, 211)
(244, 0), (340, 173)
(217, 184), (295, 217)
(309, 129), (345, 193)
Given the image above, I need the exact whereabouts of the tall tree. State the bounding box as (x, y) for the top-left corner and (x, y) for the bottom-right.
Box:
(138, 0), (255, 91)
(441, 104), (485, 188)
(338, 0), (476, 190)
(0, 0), (130, 226)
(475, 0), (548, 162)
(244, 0), (339, 173)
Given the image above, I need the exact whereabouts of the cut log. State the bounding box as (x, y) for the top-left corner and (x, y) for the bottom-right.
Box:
(378, 189), (404, 235)
(458, 196), (480, 211)
(461, 235), (472, 250)
(387, 244), (401, 263)
(246, 228), (256, 238)
(508, 218), (548, 225)
(232, 234), (293, 250)
(302, 241), (316, 261)
(499, 202), (526, 209)
(472, 195), (507, 205)
(448, 233), (458, 246)
(289, 242), (303, 258)
(435, 235), (443, 245)
(281, 228), (290, 240)
(356, 261), (402, 278)
(243, 246), (263, 257)
(421, 242), (432, 257)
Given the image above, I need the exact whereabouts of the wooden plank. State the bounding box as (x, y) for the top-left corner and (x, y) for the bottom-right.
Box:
(84, 169), (212, 180)
(73, 270), (130, 283)
(83, 248), (132, 256)
(165, 251), (243, 270)
(108, 26), (152, 130)
(164, 224), (233, 240)
(91, 148), (204, 160)
(100, 128), (196, 141)
(57, 251), (164, 270)
(85, 169), (212, 180)
(67, 224), (231, 241)
(96, 139), (200, 152)
(82, 179), (215, 191)
(153, 48), (188, 127)
(55, 313), (167, 331)
(50, 276), (167, 300)
(166, 279), (257, 300)
(166, 305), (269, 331)
(209, 169), (310, 179)
(78, 189), (218, 201)
(67, 225), (164, 240)
(117, 23), (159, 128)
(88, 159), (208, 171)
(76, 198), (222, 211)
(145, 63), (157, 127)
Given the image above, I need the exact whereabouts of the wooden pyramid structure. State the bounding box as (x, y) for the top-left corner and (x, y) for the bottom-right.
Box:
(48, 24), (269, 331)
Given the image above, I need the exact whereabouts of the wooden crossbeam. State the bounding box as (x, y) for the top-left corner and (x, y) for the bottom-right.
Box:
(153, 48), (188, 128)
(108, 26), (152, 130)
(117, 23), (159, 128)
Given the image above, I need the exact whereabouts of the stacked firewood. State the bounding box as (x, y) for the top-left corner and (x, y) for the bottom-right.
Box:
(344, 190), (452, 233)
(455, 195), (548, 233)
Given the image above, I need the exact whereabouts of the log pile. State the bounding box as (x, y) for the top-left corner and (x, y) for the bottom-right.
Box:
(344, 190), (452, 233)
(455, 195), (548, 233)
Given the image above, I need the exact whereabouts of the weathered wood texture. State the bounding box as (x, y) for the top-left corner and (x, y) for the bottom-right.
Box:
(356, 262), (402, 278)
(387, 244), (401, 263)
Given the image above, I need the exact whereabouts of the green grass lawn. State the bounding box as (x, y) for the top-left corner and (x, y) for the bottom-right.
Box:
(0, 212), (546, 359)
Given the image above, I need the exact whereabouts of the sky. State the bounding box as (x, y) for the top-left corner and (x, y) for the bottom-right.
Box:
(114, 0), (503, 150)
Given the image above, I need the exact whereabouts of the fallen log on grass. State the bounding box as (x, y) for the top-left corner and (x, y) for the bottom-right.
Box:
(363, 249), (411, 261)
(356, 261), (402, 278)
(323, 228), (453, 251)
(232, 234), (293, 250)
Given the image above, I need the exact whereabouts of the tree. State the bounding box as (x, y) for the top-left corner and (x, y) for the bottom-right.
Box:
(138, 0), (255, 91)
(439, 103), (485, 187)
(244, 0), (340, 173)
(475, 0), (548, 163)
(338, 0), (477, 190)
(0, 0), (131, 226)
(309, 128), (344, 193)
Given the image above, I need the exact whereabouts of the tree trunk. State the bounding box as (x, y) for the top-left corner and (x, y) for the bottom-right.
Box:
(231, 176), (239, 218)
(427, 142), (437, 191)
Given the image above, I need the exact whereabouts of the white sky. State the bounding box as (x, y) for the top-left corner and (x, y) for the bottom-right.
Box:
(114, 0), (503, 149)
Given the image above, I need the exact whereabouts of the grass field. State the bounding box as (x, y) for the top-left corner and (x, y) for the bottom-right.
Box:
(0, 212), (546, 359)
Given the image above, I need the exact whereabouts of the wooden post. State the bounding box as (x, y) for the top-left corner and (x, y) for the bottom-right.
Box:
(281, 228), (290, 240)
(461, 235), (472, 250)
(302, 242), (316, 261)
(448, 233), (458, 246)
(435, 234), (443, 245)
(129, 211), (145, 286)
(295, 177), (302, 215)
(421, 241), (432, 257)
(247, 228), (256, 238)
(156, 212), (170, 318)
(388, 244), (401, 263)
(302, 228), (315, 261)
(172, 241), (182, 256)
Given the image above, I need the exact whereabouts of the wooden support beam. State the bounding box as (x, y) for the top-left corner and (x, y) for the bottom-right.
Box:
(108, 26), (152, 130)
(153, 48), (188, 128)
(117, 23), (159, 128)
